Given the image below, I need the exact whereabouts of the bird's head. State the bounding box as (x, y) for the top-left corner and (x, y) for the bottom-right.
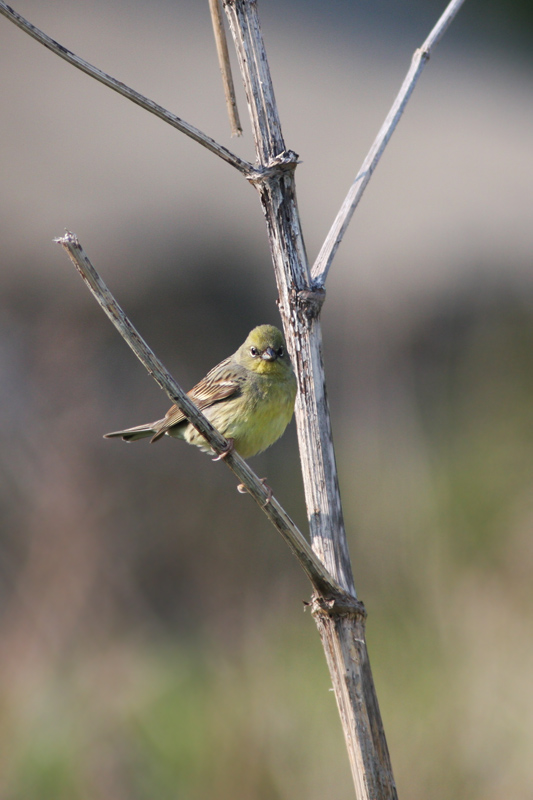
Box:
(237, 325), (292, 376)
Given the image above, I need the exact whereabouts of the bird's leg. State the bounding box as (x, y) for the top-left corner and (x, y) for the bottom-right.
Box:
(212, 438), (235, 461)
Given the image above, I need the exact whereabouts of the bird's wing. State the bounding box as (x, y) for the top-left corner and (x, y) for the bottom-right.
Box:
(154, 357), (244, 432)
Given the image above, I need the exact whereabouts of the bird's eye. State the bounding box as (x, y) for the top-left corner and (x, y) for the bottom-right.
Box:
(277, 346), (284, 357)
(250, 346), (258, 357)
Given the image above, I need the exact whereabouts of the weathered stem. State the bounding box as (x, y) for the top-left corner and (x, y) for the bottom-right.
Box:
(312, 598), (397, 799)
(0, 0), (251, 175)
(223, 2), (396, 797)
(223, 0), (285, 164)
(208, 0), (242, 136)
(312, 0), (466, 285)
(223, 0), (355, 595)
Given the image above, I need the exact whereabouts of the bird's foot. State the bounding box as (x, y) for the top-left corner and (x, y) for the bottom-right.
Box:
(212, 438), (235, 461)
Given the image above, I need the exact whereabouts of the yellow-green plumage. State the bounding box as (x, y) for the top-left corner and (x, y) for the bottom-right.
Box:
(104, 325), (297, 459)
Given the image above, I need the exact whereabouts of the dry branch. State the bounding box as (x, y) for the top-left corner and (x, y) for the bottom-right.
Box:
(312, 0), (466, 286)
(209, 0), (243, 136)
(223, 2), (397, 796)
(55, 231), (347, 602)
(223, 0), (355, 592)
(0, 0), (251, 175)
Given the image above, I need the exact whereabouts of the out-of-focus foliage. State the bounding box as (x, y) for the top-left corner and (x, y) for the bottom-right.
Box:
(2, 264), (533, 800)
(0, 1), (532, 798)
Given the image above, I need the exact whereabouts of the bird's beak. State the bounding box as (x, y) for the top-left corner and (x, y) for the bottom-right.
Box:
(261, 347), (277, 361)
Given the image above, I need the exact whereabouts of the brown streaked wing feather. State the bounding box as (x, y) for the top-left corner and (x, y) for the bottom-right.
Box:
(152, 356), (243, 436)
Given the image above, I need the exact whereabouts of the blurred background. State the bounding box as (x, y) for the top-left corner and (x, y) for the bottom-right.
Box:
(1, 1), (532, 797)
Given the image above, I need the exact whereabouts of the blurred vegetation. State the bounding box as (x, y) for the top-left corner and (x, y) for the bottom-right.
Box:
(291, 0), (533, 54)
(1, 253), (533, 798)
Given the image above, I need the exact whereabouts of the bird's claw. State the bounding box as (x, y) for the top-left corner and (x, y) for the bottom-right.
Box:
(212, 438), (235, 461)
(236, 477), (272, 505)
(260, 477), (273, 506)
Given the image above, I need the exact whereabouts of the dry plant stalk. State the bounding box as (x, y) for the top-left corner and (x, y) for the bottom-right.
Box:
(208, 0), (242, 136)
(223, 2), (390, 794)
(0, 0), (467, 797)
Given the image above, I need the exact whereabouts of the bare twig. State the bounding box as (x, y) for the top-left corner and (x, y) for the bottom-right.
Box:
(0, 1), (252, 175)
(208, 0), (242, 136)
(55, 231), (347, 601)
(311, 0), (466, 286)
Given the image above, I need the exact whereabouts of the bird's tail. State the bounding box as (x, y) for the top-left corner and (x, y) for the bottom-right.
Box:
(104, 421), (164, 443)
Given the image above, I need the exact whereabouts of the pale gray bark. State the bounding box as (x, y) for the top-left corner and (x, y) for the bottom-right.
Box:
(223, 2), (393, 795)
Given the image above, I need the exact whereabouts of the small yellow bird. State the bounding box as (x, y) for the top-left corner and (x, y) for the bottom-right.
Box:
(104, 325), (297, 459)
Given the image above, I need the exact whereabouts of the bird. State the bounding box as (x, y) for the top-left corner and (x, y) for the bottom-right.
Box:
(104, 325), (297, 460)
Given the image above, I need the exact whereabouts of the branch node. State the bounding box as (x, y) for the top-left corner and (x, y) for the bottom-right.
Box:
(247, 149), (300, 183)
(310, 593), (367, 621)
(415, 45), (431, 63)
(267, 149), (300, 169)
(292, 286), (326, 321)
